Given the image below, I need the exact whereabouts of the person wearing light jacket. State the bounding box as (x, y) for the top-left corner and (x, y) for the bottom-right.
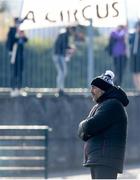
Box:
(78, 70), (129, 179)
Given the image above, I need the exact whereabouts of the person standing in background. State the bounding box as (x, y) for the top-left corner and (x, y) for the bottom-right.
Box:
(129, 20), (140, 91)
(53, 27), (76, 95)
(6, 17), (28, 97)
(108, 25), (128, 86)
(78, 70), (129, 179)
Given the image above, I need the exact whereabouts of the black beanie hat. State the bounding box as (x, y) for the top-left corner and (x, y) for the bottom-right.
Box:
(91, 70), (115, 91)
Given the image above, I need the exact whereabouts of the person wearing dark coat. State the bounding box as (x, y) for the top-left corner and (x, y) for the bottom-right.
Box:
(78, 70), (129, 179)
(53, 27), (76, 95)
(129, 20), (140, 91)
(6, 17), (28, 97)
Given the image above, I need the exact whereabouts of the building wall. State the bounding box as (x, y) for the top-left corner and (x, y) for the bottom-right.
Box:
(0, 95), (139, 172)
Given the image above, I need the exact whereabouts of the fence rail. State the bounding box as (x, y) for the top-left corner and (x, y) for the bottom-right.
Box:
(0, 125), (51, 179)
(0, 1), (138, 92)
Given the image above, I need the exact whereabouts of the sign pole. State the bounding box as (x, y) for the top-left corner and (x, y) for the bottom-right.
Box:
(87, 18), (94, 87)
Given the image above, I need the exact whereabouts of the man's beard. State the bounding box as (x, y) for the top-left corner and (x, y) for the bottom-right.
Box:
(91, 93), (97, 102)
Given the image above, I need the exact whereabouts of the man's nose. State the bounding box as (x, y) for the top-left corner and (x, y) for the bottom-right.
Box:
(90, 87), (93, 92)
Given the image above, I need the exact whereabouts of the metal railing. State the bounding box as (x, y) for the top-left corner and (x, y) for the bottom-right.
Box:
(0, 125), (52, 179)
(0, 0), (138, 92)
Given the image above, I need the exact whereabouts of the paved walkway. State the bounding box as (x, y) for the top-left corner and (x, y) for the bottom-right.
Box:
(48, 164), (140, 179)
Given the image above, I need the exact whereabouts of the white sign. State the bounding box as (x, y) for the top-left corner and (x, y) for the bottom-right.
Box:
(20, 0), (127, 29)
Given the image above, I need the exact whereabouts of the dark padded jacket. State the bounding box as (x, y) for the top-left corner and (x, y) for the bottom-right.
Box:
(54, 32), (70, 56)
(6, 27), (17, 52)
(78, 86), (129, 173)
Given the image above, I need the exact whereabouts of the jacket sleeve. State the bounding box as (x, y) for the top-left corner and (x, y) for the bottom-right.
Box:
(79, 100), (122, 138)
(6, 28), (13, 51)
(78, 118), (93, 141)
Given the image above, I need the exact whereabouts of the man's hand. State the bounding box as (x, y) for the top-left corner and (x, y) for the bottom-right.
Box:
(65, 48), (76, 62)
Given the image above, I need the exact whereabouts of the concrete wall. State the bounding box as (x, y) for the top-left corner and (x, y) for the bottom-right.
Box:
(0, 94), (139, 172)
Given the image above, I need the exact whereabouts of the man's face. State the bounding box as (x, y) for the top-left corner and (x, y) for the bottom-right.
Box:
(91, 86), (105, 102)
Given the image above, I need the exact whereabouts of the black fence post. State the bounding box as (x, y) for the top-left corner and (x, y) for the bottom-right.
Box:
(44, 128), (48, 179)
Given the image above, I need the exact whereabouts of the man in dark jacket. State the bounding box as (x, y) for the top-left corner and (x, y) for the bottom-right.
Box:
(78, 70), (129, 179)
(53, 27), (75, 95)
(6, 17), (28, 97)
(129, 20), (140, 91)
